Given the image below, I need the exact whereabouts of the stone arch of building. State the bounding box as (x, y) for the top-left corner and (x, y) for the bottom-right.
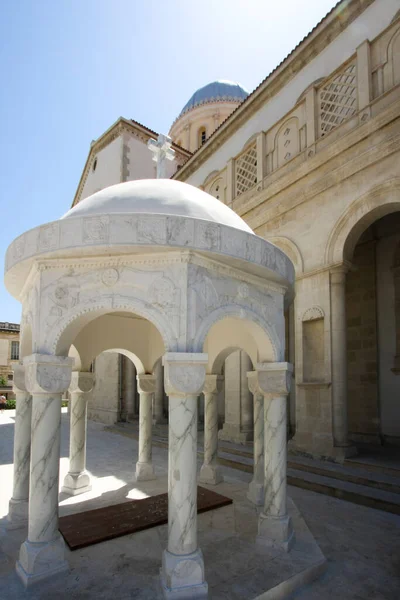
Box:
(70, 312), (164, 373)
(46, 296), (175, 358)
(199, 307), (279, 371)
(208, 344), (255, 375)
(325, 179), (400, 265)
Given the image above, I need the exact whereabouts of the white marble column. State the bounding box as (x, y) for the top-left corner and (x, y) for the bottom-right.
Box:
(153, 360), (166, 424)
(62, 372), (94, 496)
(247, 372), (264, 505)
(199, 375), (223, 485)
(255, 362), (294, 552)
(16, 354), (73, 588)
(161, 352), (208, 600)
(330, 268), (354, 452)
(136, 374), (156, 481)
(6, 365), (32, 529)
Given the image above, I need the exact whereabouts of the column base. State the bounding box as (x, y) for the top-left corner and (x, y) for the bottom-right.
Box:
(160, 549), (208, 600)
(16, 534), (69, 588)
(62, 471), (92, 496)
(135, 461), (156, 481)
(198, 463), (223, 485)
(257, 513), (295, 552)
(218, 424), (253, 444)
(247, 480), (264, 506)
(4, 498), (29, 530)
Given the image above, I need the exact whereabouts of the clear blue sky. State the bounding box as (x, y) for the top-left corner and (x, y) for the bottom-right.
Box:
(0, 0), (336, 323)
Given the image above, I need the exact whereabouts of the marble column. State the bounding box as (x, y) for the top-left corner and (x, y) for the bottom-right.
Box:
(6, 365), (32, 529)
(161, 352), (208, 600)
(247, 372), (264, 505)
(153, 360), (166, 424)
(255, 362), (294, 552)
(62, 372), (94, 496)
(16, 354), (73, 587)
(136, 374), (156, 481)
(330, 268), (354, 453)
(199, 375), (223, 485)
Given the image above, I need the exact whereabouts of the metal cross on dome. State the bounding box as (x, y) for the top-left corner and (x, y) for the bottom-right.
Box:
(147, 133), (175, 179)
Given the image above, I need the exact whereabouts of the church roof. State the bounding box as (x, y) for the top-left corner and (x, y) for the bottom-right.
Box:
(62, 179), (254, 234)
(178, 80), (249, 117)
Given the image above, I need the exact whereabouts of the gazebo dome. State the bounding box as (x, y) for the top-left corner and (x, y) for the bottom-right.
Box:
(62, 179), (254, 234)
(178, 80), (249, 117)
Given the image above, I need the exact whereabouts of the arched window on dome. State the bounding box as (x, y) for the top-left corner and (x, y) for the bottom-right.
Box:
(198, 127), (207, 148)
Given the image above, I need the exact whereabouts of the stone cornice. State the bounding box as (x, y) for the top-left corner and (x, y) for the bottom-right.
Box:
(5, 214), (294, 299)
(172, 0), (374, 181)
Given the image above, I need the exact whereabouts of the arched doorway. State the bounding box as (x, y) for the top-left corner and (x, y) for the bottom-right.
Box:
(346, 212), (400, 445)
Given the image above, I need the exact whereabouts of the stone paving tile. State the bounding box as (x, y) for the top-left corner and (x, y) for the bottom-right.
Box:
(0, 411), (399, 600)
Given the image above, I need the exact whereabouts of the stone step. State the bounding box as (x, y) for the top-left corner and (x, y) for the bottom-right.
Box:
(105, 423), (400, 514)
(286, 468), (400, 516)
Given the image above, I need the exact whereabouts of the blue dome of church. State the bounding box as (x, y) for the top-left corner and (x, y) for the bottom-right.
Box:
(179, 80), (249, 117)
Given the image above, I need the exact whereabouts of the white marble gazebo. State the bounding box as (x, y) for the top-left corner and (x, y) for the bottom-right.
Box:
(4, 179), (294, 598)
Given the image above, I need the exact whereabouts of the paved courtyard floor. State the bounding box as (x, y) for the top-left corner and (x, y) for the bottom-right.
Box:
(0, 409), (399, 599)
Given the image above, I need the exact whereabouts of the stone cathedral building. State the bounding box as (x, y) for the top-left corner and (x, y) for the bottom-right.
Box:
(69, 0), (400, 460)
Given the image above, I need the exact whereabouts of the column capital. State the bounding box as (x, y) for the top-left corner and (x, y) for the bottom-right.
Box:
(248, 362), (293, 397)
(137, 374), (156, 394)
(23, 354), (73, 395)
(330, 262), (352, 282)
(13, 364), (27, 394)
(203, 374), (223, 395)
(163, 352), (208, 396)
(69, 371), (94, 394)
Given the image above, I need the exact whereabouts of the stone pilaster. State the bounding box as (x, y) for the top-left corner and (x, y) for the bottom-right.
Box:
(253, 362), (294, 552)
(62, 372), (94, 496)
(247, 372), (264, 506)
(330, 268), (356, 458)
(6, 365), (32, 529)
(199, 375), (223, 485)
(16, 354), (73, 587)
(161, 352), (208, 600)
(136, 374), (156, 481)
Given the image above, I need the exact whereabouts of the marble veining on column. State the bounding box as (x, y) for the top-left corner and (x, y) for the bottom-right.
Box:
(7, 390), (32, 528)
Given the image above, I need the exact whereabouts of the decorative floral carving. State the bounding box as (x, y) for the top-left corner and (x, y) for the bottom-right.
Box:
(83, 216), (109, 243)
(165, 364), (206, 396)
(238, 283), (249, 299)
(302, 306), (325, 322)
(38, 224), (58, 251)
(101, 268), (119, 287)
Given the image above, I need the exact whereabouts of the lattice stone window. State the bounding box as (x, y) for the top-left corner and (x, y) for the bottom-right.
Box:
(10, 341), (19, 360)
(235, 143), (257, 197)
(318, 62), (358, 137)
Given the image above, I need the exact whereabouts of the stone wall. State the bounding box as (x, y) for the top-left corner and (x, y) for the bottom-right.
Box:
(346, 239), (379, 441)
(88, 352), (120, 425)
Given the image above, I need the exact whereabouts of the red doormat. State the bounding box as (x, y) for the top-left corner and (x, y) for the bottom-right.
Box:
(59, 486), (232, 550)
